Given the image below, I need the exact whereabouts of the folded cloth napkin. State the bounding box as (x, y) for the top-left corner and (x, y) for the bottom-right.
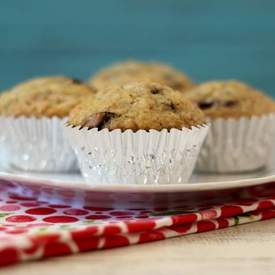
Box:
(0, 185), (275, 267)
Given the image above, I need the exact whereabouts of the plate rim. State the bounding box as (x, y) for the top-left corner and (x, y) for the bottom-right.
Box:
(0, 169), (275, 193)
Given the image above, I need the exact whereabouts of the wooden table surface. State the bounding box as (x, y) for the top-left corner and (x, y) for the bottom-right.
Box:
(2, 219), (275, 275)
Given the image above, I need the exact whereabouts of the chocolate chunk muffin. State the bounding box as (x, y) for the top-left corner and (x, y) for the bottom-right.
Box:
(89, 60), (194, 92)
(0, 76), (95, 118)
(66, 81), (209, 185)
(186, 80), (275, 173)
(185, 80), (275, 119)
(68, 82), (205, 131)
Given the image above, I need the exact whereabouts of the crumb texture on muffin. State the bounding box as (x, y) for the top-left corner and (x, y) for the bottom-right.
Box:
(69, 82), (205, 131)
(185, 80), (275, 119)
(0, 76), (95, 118)
(89, 60), (194, 92)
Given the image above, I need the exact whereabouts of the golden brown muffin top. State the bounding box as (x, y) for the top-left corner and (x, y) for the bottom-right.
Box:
(0, 76), (95, 118)
(68, 81), (206, 131)
(89, 60), (194, 92)
(185, 80), (275, 119)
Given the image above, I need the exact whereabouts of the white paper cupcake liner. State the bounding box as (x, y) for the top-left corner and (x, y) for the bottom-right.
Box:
(65, 125), (209, 185)
(196, 114), (275, 173)
(0, 117), (78, 172)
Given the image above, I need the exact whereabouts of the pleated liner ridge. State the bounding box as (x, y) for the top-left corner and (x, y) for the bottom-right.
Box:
(196, 114), (275, 173)
(0, 116), (78, 172)
(65, 124), (209, 185)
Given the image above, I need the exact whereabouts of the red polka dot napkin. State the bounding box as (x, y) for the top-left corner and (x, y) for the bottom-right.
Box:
(1, 186), (275, 267)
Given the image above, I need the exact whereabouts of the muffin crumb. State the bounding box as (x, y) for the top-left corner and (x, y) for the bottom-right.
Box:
(0, 76), (95, 118)
(186, 80), (275, 119)
(89, 60), (194, 92)
(69, 81), (205, 131)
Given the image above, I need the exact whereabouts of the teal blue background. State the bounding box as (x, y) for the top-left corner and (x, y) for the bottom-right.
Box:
(0, 0), (275, 96)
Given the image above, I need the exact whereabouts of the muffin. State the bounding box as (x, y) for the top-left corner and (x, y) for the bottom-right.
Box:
(0, 76), (93, 118)
(69, 82), (205, 131)
(186, 80), (275, 172)
(66, 82), (209, 185)
(89, 60), (194, 92)
(0, 76), (95, 172)
(186, 81), (275, 119)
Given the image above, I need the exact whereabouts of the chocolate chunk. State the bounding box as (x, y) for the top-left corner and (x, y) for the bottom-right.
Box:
(224, 100), (237, 107)
(169, 102), (176, 110)
(82, 112), (116, 130)
(71, 78), (83, 84)
(198, 100), (214, 110)
(166, 102), (176, 110)
(150, 87), (161, 94)
(162, 100), (176, 111)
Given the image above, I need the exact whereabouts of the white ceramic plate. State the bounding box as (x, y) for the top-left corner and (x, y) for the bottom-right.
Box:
(0, 154), (275, 208)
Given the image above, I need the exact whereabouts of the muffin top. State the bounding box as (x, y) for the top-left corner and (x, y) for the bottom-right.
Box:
(89, 60), (194, 92)
(68, 82), (206, 131)
(185, 80), (275, 119)
(0, 76), (95, 118)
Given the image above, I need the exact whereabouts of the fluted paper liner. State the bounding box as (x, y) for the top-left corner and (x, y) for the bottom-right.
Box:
(196, 114), (275, 173)
(65, 125), (209, 185)
(0, 117), (78, 172)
